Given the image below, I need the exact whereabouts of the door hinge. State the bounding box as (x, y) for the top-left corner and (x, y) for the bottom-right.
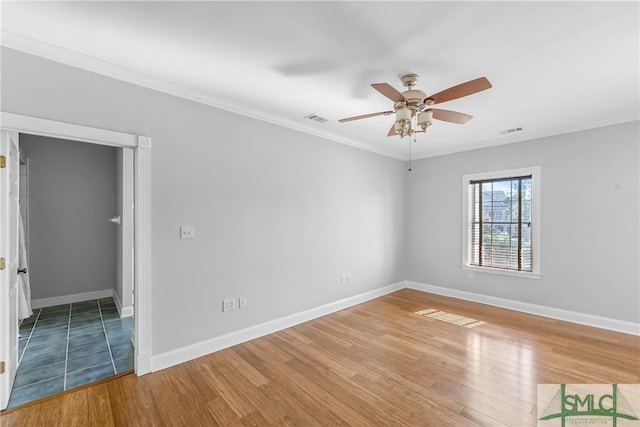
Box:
(0, 362), (4, 374)
(0, 156), (5, 169)
(0, 258), (5, 270)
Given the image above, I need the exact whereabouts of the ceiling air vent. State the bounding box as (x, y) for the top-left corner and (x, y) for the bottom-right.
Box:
(500, 127), (524, 135)
(305, 113), (328, 123)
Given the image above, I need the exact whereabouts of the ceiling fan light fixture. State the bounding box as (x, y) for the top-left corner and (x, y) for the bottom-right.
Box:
(338, 74), (492, 146)
(418, 109), (433, 130)
(395, 106), (412, 137)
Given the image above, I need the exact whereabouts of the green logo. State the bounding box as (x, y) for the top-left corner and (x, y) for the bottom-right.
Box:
(539, 384), (639, 427)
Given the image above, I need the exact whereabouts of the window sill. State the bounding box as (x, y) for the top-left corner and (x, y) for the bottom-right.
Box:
(462, 265), (542, 280)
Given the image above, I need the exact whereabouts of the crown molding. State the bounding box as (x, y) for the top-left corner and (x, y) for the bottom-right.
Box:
(3, 30), (636, 163)
(409, 114), (639, 161)
(0, 30), (404, 160)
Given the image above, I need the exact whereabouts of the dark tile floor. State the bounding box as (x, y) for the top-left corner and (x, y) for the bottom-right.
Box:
(8, 297), (134, 408)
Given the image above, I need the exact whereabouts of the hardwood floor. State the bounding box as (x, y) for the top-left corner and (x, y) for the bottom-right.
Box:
(2, 289), (639, 426)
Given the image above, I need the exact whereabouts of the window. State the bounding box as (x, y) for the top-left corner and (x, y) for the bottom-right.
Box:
(462, 167), (541, 278)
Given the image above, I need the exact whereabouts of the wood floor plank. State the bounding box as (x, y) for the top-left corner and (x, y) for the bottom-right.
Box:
(256, 382), (326, 427)
(2, 289), (638, 426)
(104, 376), (128, 426)
(160, 366), (221, 426)
(59, 389), (89, 427)
(460, 405), (508, 427)
(86, 383), (115, 427)
(281, 357), (384, 425)
(145, 370), (193, 426)
(205, 396), (243, 426)
(211, 356), (286, 424)
(124, 374), (166, 426)
(253, 360), (348, 427)
(219, 348), (270, 387)
(430, 373), (535, 415)
(198, 358), (256, 418)
(173, 362), (220, 402)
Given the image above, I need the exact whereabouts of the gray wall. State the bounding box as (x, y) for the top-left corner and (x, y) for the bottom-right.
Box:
(1, 48), (407, 355)
(406, 121), (640, 323)
(19, 134), (117, 300)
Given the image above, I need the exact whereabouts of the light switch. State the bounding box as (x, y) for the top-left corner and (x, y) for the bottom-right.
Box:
(180, 226), (195, 239)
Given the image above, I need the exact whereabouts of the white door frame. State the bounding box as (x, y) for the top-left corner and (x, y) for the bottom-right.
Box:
(0, 112), (152, 375)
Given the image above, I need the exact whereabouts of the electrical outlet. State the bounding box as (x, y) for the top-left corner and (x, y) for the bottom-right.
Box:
(340, 275), (347, 284)
(222, 298), (236, 312)
(467, 271), (474, 279)
(238, 296), (247, 309)
(347, 273), (354, 283)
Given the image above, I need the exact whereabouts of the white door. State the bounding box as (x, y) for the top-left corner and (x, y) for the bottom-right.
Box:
(114, 148), (134, 317)
(0, 130), (20, 410)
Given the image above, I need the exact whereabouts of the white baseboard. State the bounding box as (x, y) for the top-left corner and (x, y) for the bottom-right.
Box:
(120, 306), (134, 317)
(31, 289), (114, 309)
(150, 281), (405, 372)
(150, 279), (638, 373)
(405, 281), (640, 336)
(135, 351), (152, 376)
(113, 291), (134, 318)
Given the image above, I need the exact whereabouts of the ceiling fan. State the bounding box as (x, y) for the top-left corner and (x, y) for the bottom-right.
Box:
(339, 74), (492, 138)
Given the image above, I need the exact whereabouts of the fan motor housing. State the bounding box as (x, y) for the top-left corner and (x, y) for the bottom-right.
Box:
(403, 89), (426, 106)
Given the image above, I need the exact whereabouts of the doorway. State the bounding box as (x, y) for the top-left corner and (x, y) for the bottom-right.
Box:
(7, 135), (133, 407)
(0, 113), (151, 411)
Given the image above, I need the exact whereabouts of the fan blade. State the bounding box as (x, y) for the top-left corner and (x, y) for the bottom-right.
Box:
(387, 124), (397, 137)
(338, 111), (393, 123)
(371, 83), (405, 102)
(431, 109), (473, 124)
(425, 77), (492, 105)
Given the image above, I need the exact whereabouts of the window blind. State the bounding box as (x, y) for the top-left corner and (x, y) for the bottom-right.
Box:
(468, 175), (532, 272)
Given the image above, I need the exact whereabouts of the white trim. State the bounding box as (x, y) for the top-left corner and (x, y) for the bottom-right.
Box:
(0, 112), (137, 148)
(0, 112), (151, 375)
(150, 281), (405, 372)
(151, 279), (639, 372)
(31, 289), (113, 309)
(4, 31), (638, 162)
(113, 291), (122, 315)
(112, 291), (134, 318)
(121, 306), (134, 318)
(1, 31), (402, 161)
(461, 166), (542, 278)
(410, 114), (639, 160)
(462, 265), (542, 280)
(134, 137), (152, 375)
(405, 281), (640, 336)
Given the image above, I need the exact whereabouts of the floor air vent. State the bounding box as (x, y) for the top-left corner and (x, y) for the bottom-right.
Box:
(415, 308), (486, 328)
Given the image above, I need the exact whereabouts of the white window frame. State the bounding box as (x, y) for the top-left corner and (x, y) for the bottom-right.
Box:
(462, 166), (542, 279)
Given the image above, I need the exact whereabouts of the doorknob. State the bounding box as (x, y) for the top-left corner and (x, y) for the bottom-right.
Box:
(18, 268), (27, 274)
(108, 216), (121, 225)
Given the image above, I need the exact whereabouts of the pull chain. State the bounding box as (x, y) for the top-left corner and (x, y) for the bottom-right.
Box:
(408, 116), (417, 172)
(408, 134), (414, 172)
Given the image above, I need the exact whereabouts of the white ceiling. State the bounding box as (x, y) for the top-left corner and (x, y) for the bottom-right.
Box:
(1, 1), (638, 160)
